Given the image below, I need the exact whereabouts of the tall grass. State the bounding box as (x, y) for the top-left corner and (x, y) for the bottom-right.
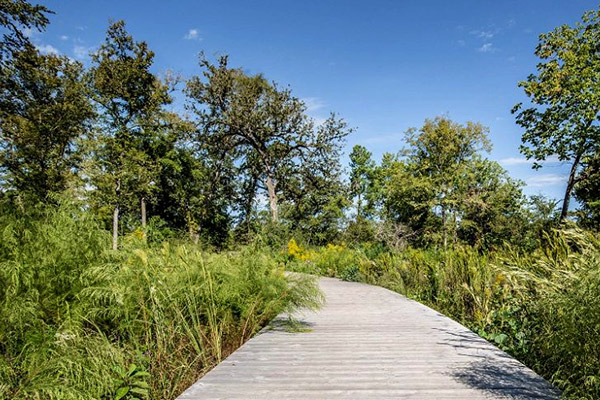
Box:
(286, 232), (600, 399)
(0, 203), (322, 399)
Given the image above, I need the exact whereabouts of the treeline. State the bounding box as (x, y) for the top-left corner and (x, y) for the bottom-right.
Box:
(0, 6), (351, 249)
(1, 2), (600, 253)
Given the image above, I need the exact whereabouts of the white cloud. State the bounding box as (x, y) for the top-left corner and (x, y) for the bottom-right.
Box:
(36, 43), (59, 55)
(456, 39), (466, 47)
(302, 97), (325, 113)
(21, 27), (36, 38)
(526, 174), (567, 188)
(470, 29), (495, 39)
(499, 157), (531, 166)
(499, 155), (561, 166)
(73, 45), (92, 59)
(60, 35), (69, 41)
(184, 29), (200, 40)
(478, 43), (496, 53)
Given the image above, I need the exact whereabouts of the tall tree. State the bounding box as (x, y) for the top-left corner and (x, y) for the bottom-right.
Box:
(512, 7), (600, 220)
(403, 117), (491, 247)
(349, 144), (376, 222)
(186, 55), (348, 224)
(89, 20), (170, 249)
(0, 47), (93, 203)
(280, 115), (351, 243)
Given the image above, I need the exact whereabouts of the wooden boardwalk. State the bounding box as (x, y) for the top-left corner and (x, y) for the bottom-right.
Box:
(178, 277), (560, 399)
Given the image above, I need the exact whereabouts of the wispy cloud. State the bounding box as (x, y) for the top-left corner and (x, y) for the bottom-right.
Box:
(36, 43), (59, 55)
(60, 35), (69, 41)
(302, 97), (325, 113)
(499, 155), (561, 166)
(21, 27), (36, 38)
(499, 157), (532, 166)
(478, 43), (496, 53)
(456, 39), (466, 47)
(526, 174), (567, 188)
(73, 45), (93, 60)
(470, 29), (495, 39)
(184, 28), (200, 40)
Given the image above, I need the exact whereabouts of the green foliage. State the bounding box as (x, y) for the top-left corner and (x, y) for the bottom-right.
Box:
(186, 55), (350, 228)
(0, 0), (51, 65)
(0, 202), (322, 399)
(88, 20), (171, 249)
(378, 117), (526, 249)
(113, 364), (150, 400)
(513, 7), (600, 218)
(0, 47), (93, 202)
(575, 151), (600, 228)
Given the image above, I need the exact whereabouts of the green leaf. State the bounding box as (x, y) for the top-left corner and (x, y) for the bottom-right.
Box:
(114, 386), (130, 400)
(494, 333), (508, 345)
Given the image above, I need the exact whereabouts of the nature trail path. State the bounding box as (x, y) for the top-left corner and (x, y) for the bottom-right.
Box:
(179, 277), (559, 399)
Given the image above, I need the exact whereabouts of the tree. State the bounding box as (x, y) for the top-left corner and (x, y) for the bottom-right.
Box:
(149, 112), (236, 245)
(88, 20), (170, 249)
(457, 157), (526, 248)
(403, 117), (491, 247)
(0, 47), (93, 203)
(512, 7), (600, 220)
(349, 144), (376, 221)
(0, 0), (51, 66)
(186, 55), (349, 224)
(280, 115), (351, 244)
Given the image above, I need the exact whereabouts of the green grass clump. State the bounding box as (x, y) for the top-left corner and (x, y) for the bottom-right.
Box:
(0, 204), (322, 399)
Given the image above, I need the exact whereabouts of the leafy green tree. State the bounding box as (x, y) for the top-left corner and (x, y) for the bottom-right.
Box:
(513, 7), (600, 220)
(381, 156), (437, 245)
(149, 112), (236, 245)
(186, 55), (349, 226)
(88, 20), (170, 249)
(457, 157), (527, 248)
(280, 115), (350, 244)
(0, 47), (93, 203)
(0, 0), (51, 65)
(524, 194), (560, 247)
(403, 117), (491, 247)
(349, 144), (376, 221)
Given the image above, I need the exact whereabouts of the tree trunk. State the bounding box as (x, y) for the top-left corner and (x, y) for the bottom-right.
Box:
(560, 152), (582, 220)
(141, 196), (147, 227)
(265, 174), (278, 223)
(112, 178), (121, 250)
(441, 204), (447, 250)
(112, 204), (119, 250)
(356, 192), (362, 223)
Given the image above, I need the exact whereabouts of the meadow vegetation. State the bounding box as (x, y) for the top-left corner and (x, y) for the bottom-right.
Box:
(285, 230), (600, 399)
(1, 1), (600, 399)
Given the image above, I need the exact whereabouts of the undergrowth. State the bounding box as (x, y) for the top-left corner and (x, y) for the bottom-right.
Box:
(0, 203), (322, 399)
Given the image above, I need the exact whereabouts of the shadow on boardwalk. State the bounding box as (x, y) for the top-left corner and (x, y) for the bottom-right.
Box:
(451, 359), (561, 399)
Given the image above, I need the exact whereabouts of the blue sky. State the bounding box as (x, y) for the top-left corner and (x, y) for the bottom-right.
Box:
(33, 0), (599, 201)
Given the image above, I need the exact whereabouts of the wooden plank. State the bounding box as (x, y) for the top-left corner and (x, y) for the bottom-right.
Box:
(178, 277), (560, 399)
